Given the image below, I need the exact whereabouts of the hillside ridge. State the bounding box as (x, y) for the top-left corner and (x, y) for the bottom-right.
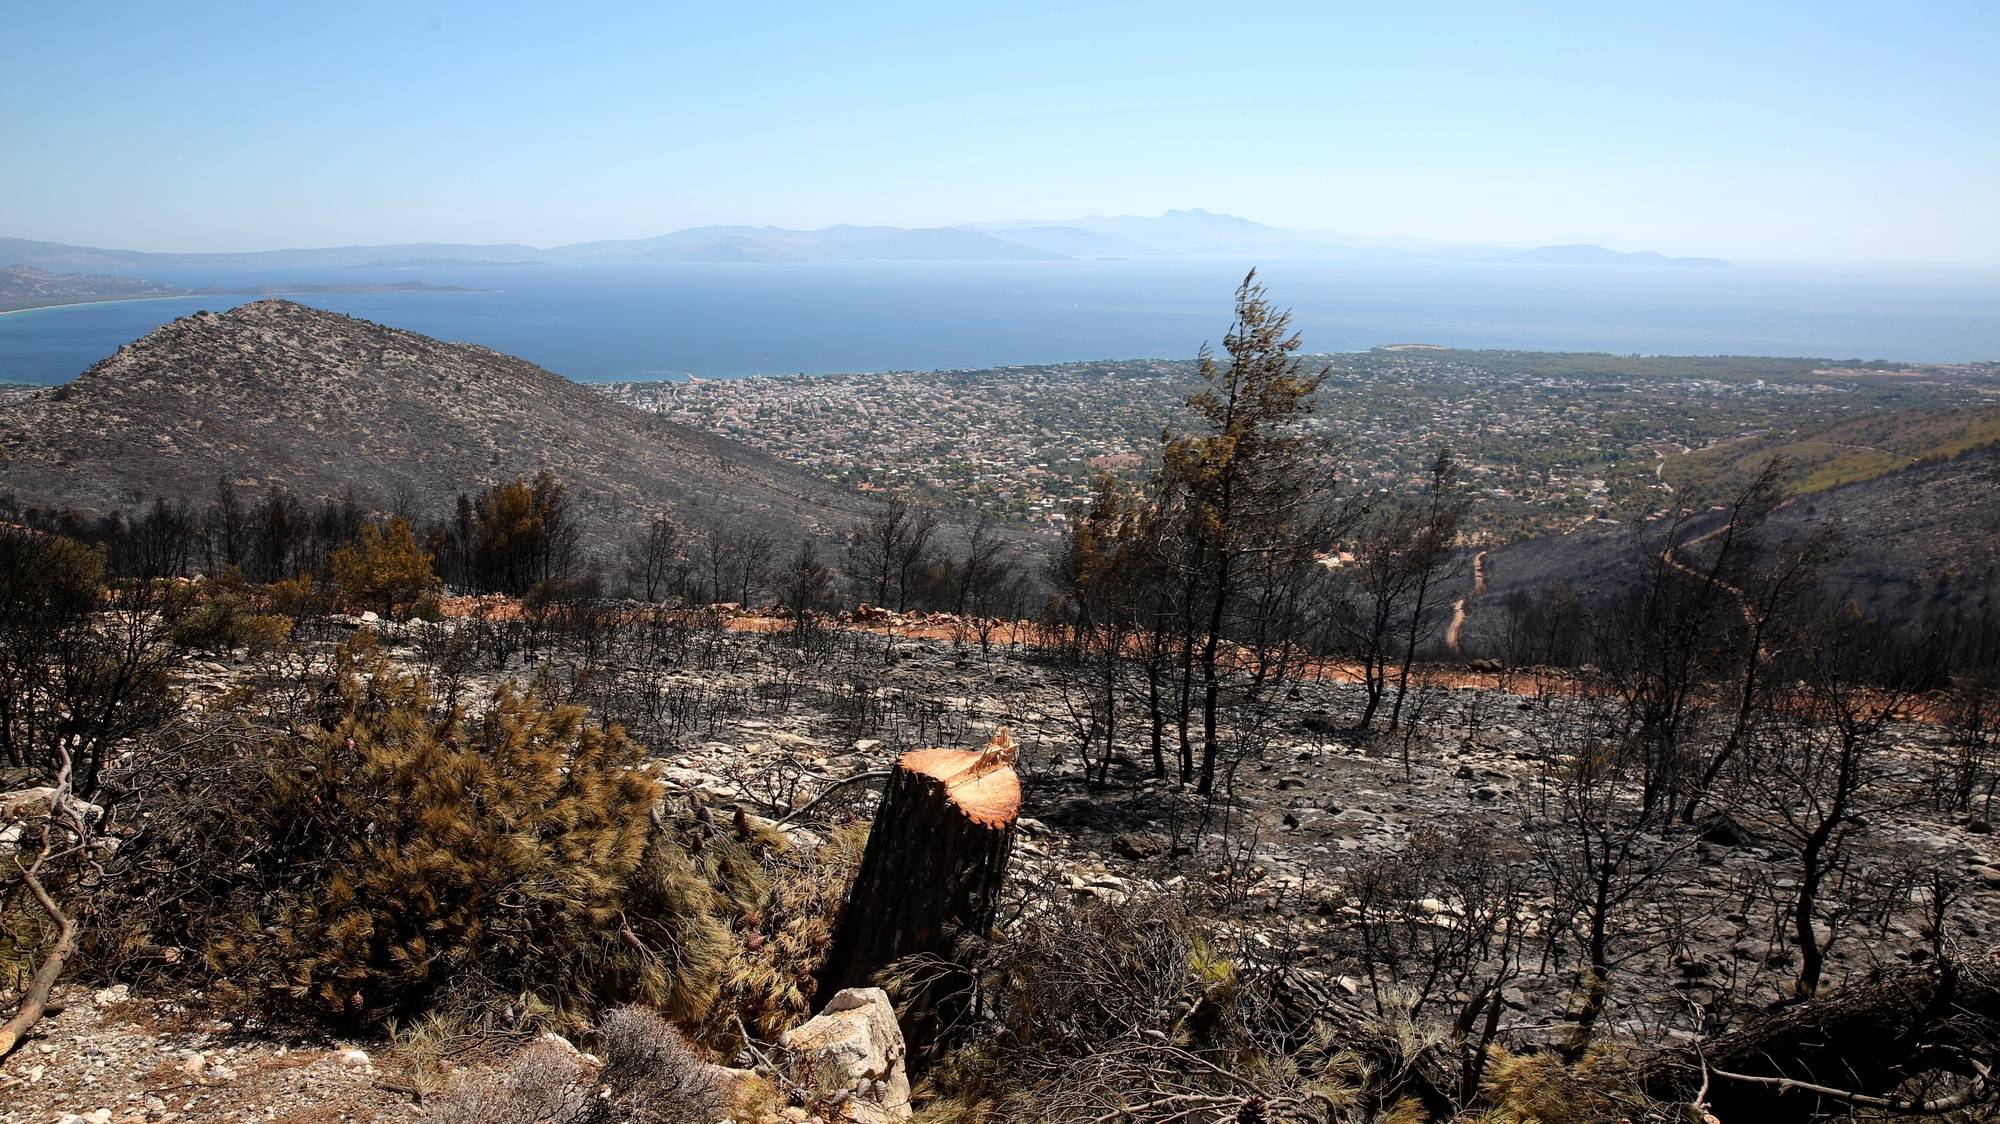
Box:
(0, 300), (863, 540)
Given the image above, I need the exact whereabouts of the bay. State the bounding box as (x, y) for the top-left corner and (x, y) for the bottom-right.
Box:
(1, 258), (1995, 385)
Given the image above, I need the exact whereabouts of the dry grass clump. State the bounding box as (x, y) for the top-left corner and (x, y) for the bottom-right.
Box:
(715, 821), (868, 1042)
(914, 894), (1355, 1123)
(426, 1039), (594, 1124)
(1468, 1046), (1646, 1124)
(427, 1005), (731, 1124)
(595, 1006), (734, 1123)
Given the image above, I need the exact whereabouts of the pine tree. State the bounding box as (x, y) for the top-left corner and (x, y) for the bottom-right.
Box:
(329, 516), (439, 619)
(1158, 272), (1339, 794)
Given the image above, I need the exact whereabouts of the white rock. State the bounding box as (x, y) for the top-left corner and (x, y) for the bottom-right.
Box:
(781, 987), (911, 1122)
(334, 1047), (372, 1069)
(0, 787), (105, 829)
(1, 787), (56, 820)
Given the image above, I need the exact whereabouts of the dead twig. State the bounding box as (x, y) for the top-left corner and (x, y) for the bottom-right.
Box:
(1707, 1061), (1992, 1116)
(775, 770), (893, 826)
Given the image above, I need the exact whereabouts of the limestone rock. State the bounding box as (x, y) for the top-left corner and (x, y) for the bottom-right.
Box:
(781, 987), (911, 1122)
(0, 786), (105, 855)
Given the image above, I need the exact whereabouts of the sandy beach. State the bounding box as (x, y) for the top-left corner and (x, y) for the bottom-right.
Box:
(0, 292), (200, 317)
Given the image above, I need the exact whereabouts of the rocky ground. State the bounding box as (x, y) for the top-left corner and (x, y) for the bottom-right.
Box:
(658, 617), (1991, 1043)
(0, 981), (908, 1124)
(0, 984), (402, 1124)
(356, 607), (2000, 1037)
(10, 607), (1997, 1121)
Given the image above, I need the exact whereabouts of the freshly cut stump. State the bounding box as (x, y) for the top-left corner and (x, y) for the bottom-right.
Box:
(820, 730), (1020, 1056)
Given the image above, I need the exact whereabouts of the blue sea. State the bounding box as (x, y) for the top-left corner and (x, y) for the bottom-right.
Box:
(2, 259), (1996, 385)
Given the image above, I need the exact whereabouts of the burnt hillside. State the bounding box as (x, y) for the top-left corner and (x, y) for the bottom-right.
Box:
(1458, 440), (2000, 655)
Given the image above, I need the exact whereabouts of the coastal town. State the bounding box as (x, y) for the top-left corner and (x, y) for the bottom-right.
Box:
(605, 349), (2000, 540)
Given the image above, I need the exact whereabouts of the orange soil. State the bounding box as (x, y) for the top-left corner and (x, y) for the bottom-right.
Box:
(427, 595), (1947, 722)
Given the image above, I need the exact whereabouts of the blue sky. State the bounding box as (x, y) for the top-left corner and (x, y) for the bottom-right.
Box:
(4, 1), (1996, 262)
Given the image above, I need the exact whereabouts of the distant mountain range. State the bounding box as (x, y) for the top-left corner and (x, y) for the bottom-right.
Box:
(1502, 243), (1729, 268)
(0, 212), (1730, 271)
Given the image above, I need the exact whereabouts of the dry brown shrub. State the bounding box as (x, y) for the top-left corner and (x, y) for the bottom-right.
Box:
(427, 1006), (729, 1124)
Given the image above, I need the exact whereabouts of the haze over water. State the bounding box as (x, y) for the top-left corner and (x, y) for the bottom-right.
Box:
(3, 258), (1996, 386)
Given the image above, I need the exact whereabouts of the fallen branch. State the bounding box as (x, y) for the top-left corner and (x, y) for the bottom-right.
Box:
(0, 860), (79, 1059)
(0, 747), (87, 1060)
(373, 1077), (425, 1104)
(732, 1015), (814, 1103)
(775, 770), (893, 826)
(1645, 958), (2000, 1118)
(1707, 1063), (1990, 1115)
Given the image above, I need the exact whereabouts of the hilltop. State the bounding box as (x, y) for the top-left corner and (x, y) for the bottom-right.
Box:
(0, 300), (864, 539)
(1664, 402), (2000, 494)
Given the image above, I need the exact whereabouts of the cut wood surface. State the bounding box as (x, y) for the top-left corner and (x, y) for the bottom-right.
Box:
(898, 736), (1022, 830)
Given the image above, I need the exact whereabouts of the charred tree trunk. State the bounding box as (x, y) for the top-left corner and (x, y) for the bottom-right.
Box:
(820, 730), (1020, 1054)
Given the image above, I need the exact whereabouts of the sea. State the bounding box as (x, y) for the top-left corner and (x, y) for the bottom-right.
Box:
(2, 258), (1996, 385)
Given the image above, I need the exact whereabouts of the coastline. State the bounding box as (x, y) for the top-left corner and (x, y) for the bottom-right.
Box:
(0, 293), (200, 317)
(0, 285), (487, 317)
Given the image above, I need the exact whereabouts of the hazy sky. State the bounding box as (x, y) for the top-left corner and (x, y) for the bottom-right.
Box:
(5, 1), (1996, 263)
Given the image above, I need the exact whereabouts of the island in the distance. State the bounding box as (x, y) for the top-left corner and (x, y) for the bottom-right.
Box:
(3, 215), (1733, 272)
(1504, 243), (1731, 267)
(0, 264), (483, 312)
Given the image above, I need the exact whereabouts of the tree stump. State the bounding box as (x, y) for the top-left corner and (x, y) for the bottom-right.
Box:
(820, 729), (1020, 1055)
